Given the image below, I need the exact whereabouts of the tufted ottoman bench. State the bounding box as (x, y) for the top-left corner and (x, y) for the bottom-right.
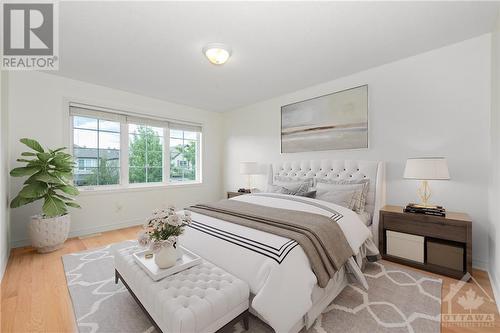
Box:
(114, 245), (250, 333)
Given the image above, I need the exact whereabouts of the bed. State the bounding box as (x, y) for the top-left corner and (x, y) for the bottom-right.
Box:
(180, 160), (386, 333)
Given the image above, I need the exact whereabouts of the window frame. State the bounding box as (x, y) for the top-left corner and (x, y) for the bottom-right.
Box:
(68, 106), (203, 192)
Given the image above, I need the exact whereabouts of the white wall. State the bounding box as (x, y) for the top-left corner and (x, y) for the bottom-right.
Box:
(7, 71), (224, 247)
(489, 11), (500, 307)
(0, 70), (10, 280)
(223, 35), (492, 268)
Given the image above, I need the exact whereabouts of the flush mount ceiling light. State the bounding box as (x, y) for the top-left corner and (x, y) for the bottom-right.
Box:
(202, 43), (232, 65)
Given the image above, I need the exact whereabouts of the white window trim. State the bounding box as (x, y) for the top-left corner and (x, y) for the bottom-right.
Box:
(68, 102), (203, 192)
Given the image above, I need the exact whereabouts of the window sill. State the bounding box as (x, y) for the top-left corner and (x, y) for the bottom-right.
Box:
(78, 181), (203, 196)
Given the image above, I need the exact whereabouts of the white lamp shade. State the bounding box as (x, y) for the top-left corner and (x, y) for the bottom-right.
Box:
(240, 162), (259, 175)
(403, 158), (450, 180)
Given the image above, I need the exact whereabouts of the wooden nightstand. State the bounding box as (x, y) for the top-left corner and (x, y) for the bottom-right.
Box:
(227, 191), (247, 199)
(379, 205), (472, 279)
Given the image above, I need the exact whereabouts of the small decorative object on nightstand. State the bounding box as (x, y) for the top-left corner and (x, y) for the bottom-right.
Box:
(379, 205), (472, 279)
(403, 157), (450, 211)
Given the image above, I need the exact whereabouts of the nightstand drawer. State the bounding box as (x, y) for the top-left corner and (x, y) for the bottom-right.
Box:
(384, 216), (467, 243)
(386, 230), (424, 263)
(427, 239), (464, 272)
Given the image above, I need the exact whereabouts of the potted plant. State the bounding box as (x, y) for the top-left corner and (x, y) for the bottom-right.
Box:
(138, 206), (192, 269)
(10, 138), (80, 253)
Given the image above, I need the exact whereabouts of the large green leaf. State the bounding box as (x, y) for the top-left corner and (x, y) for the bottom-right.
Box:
(18, 181), (48, 198)
(53, 171), (72, 181)
(65, 201), (81, 209)
(51, 147), (67, 153)
(10, 166), (41, 177)
(50, 155), (73, 169)
(34, 172), (66, 185)
(36, 152), (52, 162)
(20, 138), (44, 153)
(58, 185), (79, 196)
(53, 193), (74, 201)
(42, 195), (67, 217)
(10, 195), (38, 208)
(21, 152), (36, 157)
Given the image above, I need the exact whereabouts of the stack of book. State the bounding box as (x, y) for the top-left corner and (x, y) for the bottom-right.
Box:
(404, 203), (446, 217)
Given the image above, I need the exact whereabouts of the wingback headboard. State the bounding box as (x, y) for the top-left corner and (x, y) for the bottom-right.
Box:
(267, 160), (386, 246)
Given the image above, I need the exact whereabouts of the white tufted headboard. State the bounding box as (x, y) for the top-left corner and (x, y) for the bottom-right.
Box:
(267, 160), (386, 247)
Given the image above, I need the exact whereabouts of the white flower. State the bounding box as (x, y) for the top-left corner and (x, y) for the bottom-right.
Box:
(167, 214), (183, 226)
(137, 231), (150, 247)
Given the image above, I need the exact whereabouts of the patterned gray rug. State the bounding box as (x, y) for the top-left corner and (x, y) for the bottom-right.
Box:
(62, 241), (442, 333)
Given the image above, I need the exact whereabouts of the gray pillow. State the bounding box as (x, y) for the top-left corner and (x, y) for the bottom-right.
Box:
(273, 176), (314, 188)
(267, 181), (310, 195)
(296, 190), (316, 198)
(316, 179), (370, 213)
(315, 182), (364, 210)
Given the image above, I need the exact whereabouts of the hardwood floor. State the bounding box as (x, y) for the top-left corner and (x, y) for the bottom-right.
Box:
(1, 225), (499, 332)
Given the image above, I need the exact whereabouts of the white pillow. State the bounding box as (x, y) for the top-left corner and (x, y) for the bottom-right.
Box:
(315, 182), (364, 210)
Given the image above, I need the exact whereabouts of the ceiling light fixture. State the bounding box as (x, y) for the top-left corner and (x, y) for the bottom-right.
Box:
(202, 43), (231, 65)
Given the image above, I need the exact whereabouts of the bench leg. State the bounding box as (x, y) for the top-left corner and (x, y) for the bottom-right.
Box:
(115, 269), (119, 284)
(243, 311), (249, 330)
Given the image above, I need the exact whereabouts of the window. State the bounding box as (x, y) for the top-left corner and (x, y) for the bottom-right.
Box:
(169, 129), (199, 183)
(73, 116), (120, 186)
(129, 124), (164, 184)
(69, 104), (202, 189)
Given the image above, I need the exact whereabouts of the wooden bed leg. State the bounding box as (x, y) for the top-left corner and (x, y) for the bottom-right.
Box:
(115, 269), (119, 284)
(243, 311), (249, 330)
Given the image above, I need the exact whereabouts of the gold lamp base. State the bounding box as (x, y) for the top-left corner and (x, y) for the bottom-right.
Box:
(417, 180), (433, 207)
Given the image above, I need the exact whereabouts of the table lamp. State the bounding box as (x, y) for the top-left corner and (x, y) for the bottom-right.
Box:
(403, 157), (450, 208)
(240, 162), (259, 192)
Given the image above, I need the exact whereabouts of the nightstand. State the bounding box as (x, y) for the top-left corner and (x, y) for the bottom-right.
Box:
(227, 191), (247, 199)
(379, 205), (472, 279)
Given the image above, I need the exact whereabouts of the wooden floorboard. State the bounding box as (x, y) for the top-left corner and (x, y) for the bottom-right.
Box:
(1, 225), (499, 332)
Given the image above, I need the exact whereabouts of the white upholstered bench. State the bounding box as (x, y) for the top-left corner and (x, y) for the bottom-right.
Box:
(114, 247), (250, 333)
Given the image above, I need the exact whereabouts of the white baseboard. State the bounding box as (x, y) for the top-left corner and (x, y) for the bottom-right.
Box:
(488, 268), (500, 314)
(10, 218), (143, 248)
(473, 259), (490, 271)
(0, 247), (10, 283)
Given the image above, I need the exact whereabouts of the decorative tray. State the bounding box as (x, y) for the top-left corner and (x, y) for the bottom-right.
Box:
(133, 246), (202, 281)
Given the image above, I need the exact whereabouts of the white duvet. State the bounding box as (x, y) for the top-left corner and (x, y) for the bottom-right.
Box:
(180, 193), (376, 333)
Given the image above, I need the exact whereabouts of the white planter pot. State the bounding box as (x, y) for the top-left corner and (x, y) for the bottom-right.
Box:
(29, 214), (71, 253)
(154, 244), (177, 269)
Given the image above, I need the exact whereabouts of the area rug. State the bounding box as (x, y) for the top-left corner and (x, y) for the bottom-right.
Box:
(62, 241), (442, 333)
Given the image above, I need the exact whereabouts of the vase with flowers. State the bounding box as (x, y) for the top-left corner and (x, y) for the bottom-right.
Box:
(138, 206), (192, 269)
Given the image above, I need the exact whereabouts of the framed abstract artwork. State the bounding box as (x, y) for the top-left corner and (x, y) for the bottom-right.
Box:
(280, 85), (368, 153)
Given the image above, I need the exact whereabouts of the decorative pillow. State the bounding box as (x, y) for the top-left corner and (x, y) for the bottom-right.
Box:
(273, 176), (314, 188)
(267, 181), (310, 195)
(315, 182), (365, 210)
(296, 190), (316, 198)
(316, 179), (370, 213)
(357, 211), (372, 226)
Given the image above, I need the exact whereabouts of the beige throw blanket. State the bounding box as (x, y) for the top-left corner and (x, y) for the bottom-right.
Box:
(187, 199), (354, 288)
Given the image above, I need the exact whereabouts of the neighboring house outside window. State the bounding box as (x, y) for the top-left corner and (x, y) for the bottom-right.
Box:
(169, 129), (199, 183)
(72, 116), (121, 186)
